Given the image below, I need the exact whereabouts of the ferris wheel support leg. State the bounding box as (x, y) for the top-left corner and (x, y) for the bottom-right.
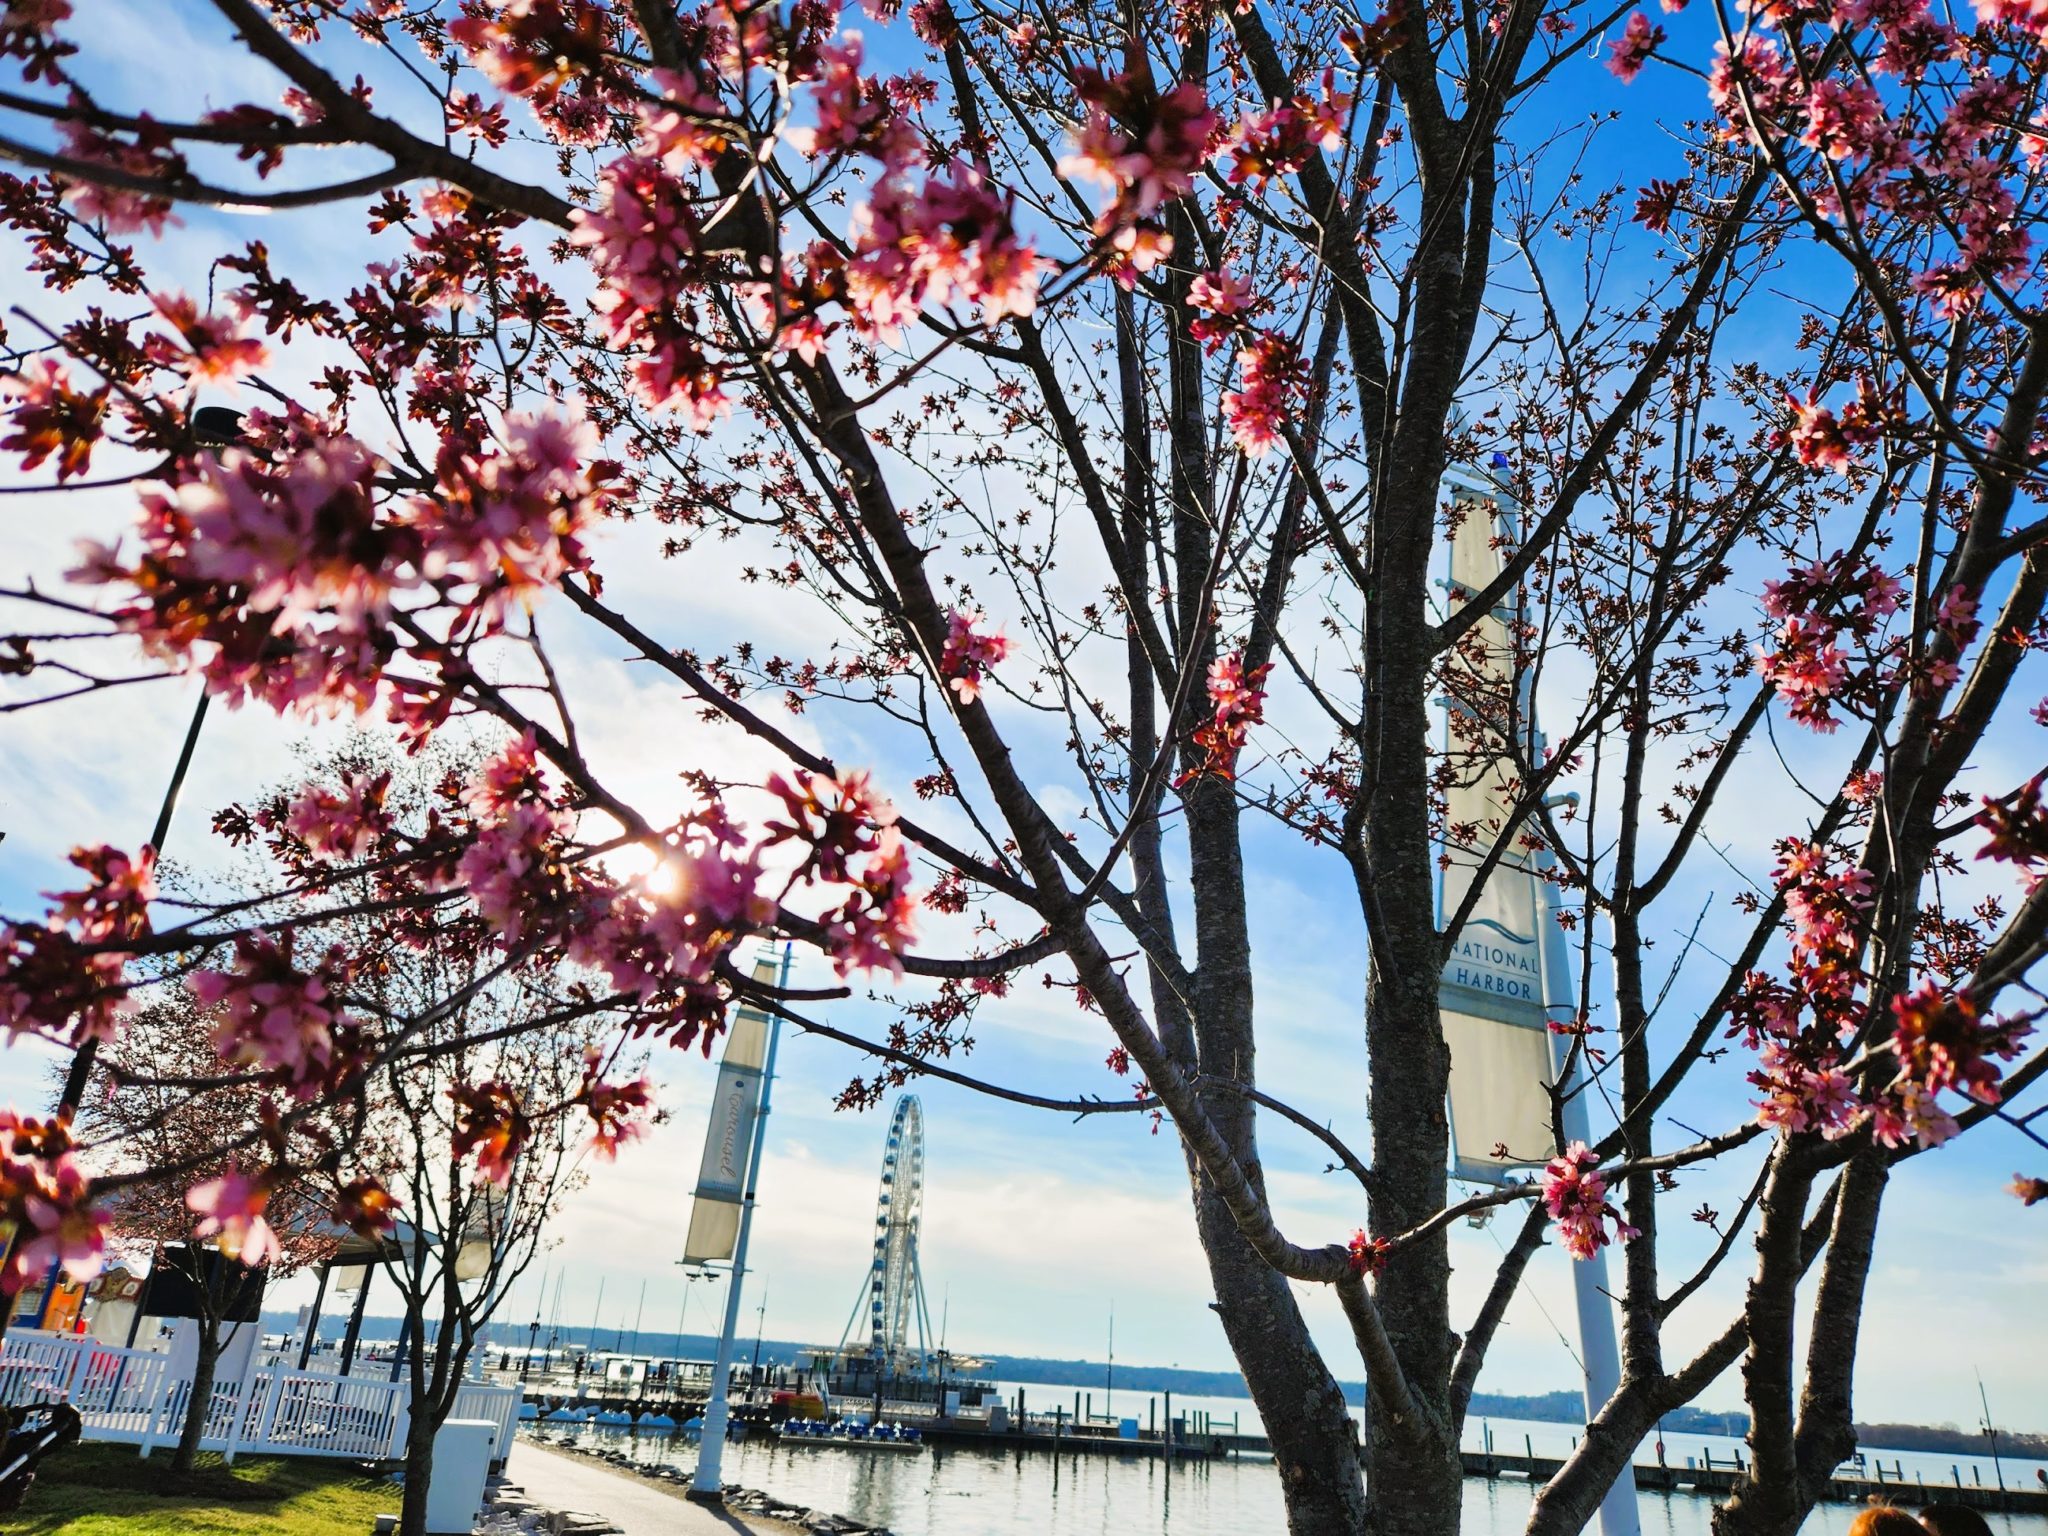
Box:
(911, 1253), (935, 1372)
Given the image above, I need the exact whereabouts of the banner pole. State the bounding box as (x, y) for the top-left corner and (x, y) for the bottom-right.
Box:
(1538, 842), (1641, 1536)
(689, 944), (789, 1501)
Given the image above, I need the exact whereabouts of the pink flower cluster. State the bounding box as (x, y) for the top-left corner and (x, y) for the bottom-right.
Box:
(1, 356), (108, 481)
(764, 768), (894, 884)
(77, 428), (397, 715)
(284, 769), (392, 861)
(816, 827), (917, 979)
(186, 1169), (281, 1267)
(444, 738), (914, 1042)
(571, 153), (729, 428)
(1538, 1143), (1637, 1260)
(447, 0), (621, 147)
(1606, 12), (1665, 81)
(418, 407), (610, 621)
(146, 293), (267, 385)
(1178, 651), (1273, 786)
(1733, 841), (1877, 1139)
(1889, 982), (2032, 1106)
(1752, 1042), (1861, 1138)
(1222, 70), (1350, 188)
(451, 1079), (530, 1186)
(75, 406), (607, 717)
(54, 116), (180, 236)
(845, 165), (1048, 344)
(191, 938), (356, 1099)
(1223, 333), (1307, 456)
(1782, 377), (1890, 472)
(1754, 555), (1904, 732)
(0, 843), (155, 1048)
(1188, 269), (1256, 349)
(939, 608), (1011, 704)
(1060, 70), (1216, 280)
(571, 38), (1044, 417)
(0, 1110), (104, 1291)
(1699, 0), (2037, 320)
(785, 34), (919, 166)
(578, 1050), (654, 1161)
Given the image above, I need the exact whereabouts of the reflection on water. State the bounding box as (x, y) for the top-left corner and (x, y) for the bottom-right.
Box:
(539, 1411), (2048, 1536)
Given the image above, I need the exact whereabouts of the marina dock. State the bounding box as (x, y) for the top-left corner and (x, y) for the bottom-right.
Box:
(508, 1377), (2048, 1517)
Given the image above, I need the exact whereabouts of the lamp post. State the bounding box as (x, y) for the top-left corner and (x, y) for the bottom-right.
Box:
(688, 948), (788, 1501)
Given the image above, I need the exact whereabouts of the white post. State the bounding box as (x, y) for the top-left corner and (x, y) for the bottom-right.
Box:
(1539, 858), (1642, 1536)
(56, 1334), (91, 1406)
(219, 1346), (263, 1466)
(253, 1366), (287, 1450)
(137, 1360), (168, 1459)
(689, 947), (789, 1500)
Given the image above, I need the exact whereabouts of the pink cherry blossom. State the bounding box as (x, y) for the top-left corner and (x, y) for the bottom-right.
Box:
(1751, 1044), (1861, 1139)
(940, 608), (1012, 704)
(1, 356), (108, 481)
(285, 770), (392, 860)
(579, 1052), (655, 1160)
(1188, 269), (1255, 350)
(0, 844), (154, 1047)
(845, 165), (1048, 343)
(1539, 1142), (1638, 1259)
(1178, 651), (1273, 785)
(764, 768), (896, 885)
(1060, 72), (1214, 266)
(0, 1110), (104, 1289)
(1223, 332), (1308, 456)
(820, 826), (918, 978)
(1606, 12), (1664, 82)
(191, 938), (351, 1097)
(187, 1169), (282, 1267)
(450, 1080), (528, 1185)
(147, 292), (268, 384)
(412, 406), (609, 617)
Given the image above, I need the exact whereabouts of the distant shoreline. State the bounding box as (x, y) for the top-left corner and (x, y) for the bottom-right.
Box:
(265, 1311), (2045, 1461)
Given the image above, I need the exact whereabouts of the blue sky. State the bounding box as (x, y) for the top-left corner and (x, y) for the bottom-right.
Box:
(0, 0), (2043, 1440)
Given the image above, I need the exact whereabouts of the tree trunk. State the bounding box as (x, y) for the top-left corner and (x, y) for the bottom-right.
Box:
(171, 1320), (220, 1474)
(1178, 774), (1369, 1533)
(399, 1408), (438, 1536)
(1361, 971), (1463, 1536)
(1357, 452), (1463, 1536)
(1194, 1183), (1369, 1532)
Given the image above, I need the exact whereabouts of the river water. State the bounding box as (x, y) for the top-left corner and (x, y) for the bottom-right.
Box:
(536, 1381), (2048, 1536)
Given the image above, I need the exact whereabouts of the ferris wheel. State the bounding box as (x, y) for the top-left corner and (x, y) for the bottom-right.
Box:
(836, 1094), (934, 1373)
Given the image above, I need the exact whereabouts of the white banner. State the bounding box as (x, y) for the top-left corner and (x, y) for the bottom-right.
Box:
(682, 953), (781, 1264)
(1439, 488), (1561, 1183)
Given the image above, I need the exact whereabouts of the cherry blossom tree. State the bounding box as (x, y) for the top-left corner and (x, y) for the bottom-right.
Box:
(71, 995), (341, 1473)
(217, 738), (622, 1536)
(0, 3), (2044, 1536)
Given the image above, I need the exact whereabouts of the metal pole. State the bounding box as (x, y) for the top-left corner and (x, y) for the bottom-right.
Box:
(297, 1262), (330, 1370)
(1979, 1373), (2005, 1492)
(749, 1276), (770, 1388)
(339, 1263), (373, 1376)
(24, 692), (210, 1327)
(1539, 845), (1640, 1536)
(690, 945), (789, 1500)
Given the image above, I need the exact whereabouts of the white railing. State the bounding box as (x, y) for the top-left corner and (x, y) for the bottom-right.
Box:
(0, 1330), (519, 1465)
(454, 1378), (520, 1459)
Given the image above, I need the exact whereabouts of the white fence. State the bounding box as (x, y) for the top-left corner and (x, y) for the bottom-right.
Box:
(0, 1330), (518, 1465)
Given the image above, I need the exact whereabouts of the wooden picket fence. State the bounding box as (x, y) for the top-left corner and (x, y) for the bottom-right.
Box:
(0, 1329), (518, 1464)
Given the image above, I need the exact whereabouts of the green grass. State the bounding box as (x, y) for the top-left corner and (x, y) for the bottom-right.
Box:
(2, 1440), (398, 1535)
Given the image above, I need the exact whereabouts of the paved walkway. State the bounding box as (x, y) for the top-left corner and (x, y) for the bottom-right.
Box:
(506, 1440), (797, 1535)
